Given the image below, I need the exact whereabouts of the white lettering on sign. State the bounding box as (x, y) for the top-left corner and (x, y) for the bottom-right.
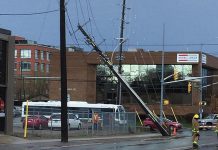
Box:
(177, 53), (199, 63)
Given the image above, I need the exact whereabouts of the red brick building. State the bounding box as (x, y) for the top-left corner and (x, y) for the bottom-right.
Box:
(14, 36), (59, 101)
(49, 50), (218, 116)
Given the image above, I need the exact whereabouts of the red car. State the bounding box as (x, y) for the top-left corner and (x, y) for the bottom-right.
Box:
(143, 117), (182, 131)
(23, 115), (48, 130)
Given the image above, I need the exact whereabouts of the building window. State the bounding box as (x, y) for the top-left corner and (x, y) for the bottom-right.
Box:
(46, 52), (50, 61)
(34, 63), (38, 71)
(41, 51), (44, 60)
(46, 64), (49, 73)
(35, 50), (38, 59)
(21, 49), (31, 58)
(41, 63), (44, 72)
(21, 62), (31, 71)
(15, 49), (17, 58)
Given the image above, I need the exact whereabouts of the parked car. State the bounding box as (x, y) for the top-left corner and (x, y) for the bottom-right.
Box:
(48, 113), (82, 130)
(13, 107), (21, 117)
(22, 115), (49, 130)
(143, 117), (182, 131)
(198, 114), (218, 130)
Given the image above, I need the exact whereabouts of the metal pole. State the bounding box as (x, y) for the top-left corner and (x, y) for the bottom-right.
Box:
(60, 0), (68, 142)
(160, 24), (165, 123)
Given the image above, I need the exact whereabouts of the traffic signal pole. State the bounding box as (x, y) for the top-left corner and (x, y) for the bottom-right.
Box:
(78, 25), (169, 136)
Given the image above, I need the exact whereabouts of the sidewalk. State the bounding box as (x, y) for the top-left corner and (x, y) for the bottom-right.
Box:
(0, 133), (162, 145)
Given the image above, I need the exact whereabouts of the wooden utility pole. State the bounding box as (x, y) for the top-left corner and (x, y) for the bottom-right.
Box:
(117, 0), (126, 105)
(60, 0), (68, 142)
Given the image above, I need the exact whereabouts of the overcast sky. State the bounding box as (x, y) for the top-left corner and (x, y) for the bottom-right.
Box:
(1, 0), (218, 56)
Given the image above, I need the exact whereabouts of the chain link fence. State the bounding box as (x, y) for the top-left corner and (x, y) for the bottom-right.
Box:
(13, 108), (137, 139)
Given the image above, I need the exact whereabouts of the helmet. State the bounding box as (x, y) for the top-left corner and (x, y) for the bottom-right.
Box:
(193, 114), (199, 119)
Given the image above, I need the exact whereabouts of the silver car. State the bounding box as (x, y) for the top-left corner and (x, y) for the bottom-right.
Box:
(48, 113), (82, 130)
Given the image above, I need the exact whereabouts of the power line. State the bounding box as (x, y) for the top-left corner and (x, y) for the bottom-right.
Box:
(0, 9), (59, 16)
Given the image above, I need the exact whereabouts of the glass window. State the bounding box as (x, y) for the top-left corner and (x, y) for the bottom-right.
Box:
(21, 62), (31, 71)
(41, 51), (44, 60)
(21, 49), (31, 58)
(34, 63), (38, 71)
(41, 63), (44, 72)
(35, 50), (38, 59)
(96, 64), (193, 105)
(15, 49), (17, 58)
(46, 52), (50, 61)
(46, 64), (49, 73)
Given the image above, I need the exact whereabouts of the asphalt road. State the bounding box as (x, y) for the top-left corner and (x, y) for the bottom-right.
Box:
(1, 127), (217, 150)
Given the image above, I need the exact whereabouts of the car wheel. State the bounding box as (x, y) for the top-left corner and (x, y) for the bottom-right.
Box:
(149, 126), (155, 131)
(77, 124), (81, 130)
(206, 123), (212, 130)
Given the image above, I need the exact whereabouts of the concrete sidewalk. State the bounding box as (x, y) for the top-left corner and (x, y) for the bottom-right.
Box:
(0, 133), (162, 145)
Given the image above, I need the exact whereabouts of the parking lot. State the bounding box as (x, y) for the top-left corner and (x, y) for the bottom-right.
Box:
(13, 112), (139, 139)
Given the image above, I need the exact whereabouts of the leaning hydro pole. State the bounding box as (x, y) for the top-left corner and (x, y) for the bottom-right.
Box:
(78, 25), (169, 136)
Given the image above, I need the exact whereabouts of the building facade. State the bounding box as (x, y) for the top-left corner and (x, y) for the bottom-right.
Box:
(49, 50), (218, 116)
(14, 36), (59, 102)
(0, 28), (14, 135)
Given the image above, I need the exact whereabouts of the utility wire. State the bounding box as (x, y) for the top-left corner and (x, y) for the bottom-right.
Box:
(0, 9), (59, 16)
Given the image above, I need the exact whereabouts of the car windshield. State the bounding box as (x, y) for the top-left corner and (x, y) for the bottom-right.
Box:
(204, 114), (213, 119)
(52, 114), (61, 119)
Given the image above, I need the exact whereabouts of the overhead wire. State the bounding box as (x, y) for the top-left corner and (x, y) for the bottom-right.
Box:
(65, 8), (80, 47)
(0, 9), (59, 16)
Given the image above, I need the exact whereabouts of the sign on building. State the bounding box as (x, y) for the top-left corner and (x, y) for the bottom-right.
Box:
(177, 53), (199, 63)
(202, 54), (207, 64)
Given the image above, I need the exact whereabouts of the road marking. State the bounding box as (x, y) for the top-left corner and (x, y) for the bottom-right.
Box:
(40, 143), (103, 150)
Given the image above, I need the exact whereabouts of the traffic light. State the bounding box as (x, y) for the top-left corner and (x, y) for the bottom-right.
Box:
(188, 82), (192, 93)
(173, 69), (178, 80)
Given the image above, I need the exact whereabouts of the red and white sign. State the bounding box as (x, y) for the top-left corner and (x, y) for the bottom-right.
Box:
(177, 53), (199, 63)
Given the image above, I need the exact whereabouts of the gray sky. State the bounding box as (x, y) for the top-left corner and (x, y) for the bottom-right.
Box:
(1, 0), (218, 56)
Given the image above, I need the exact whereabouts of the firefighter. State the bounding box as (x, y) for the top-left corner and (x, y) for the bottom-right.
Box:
(192, 114), (200, 148)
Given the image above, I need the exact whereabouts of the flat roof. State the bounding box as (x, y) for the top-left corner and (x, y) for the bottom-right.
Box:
(0, 28), (11, 35)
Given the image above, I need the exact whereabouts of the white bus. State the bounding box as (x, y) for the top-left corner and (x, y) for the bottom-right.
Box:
(21, 101), (126, 124)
